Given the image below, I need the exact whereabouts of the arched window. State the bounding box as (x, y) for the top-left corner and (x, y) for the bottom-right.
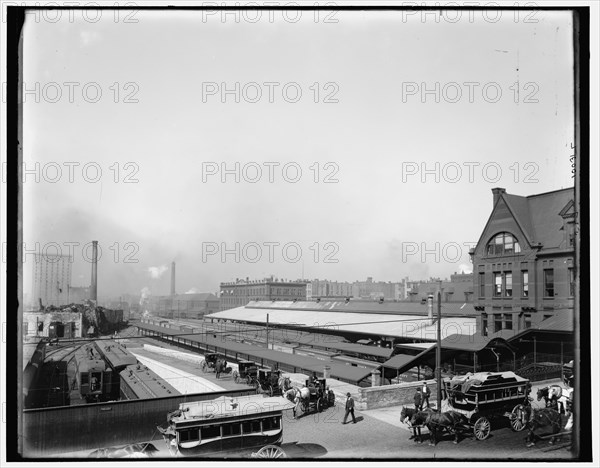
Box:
(486, 232), (521, 256)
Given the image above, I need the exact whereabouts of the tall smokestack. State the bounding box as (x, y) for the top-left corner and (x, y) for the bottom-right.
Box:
(427, 294), (434, 326)
(91, 240), (98, 303)
(171, 261), (176, 296)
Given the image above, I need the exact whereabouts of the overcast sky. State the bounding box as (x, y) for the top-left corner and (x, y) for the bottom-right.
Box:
(21, 9), (575, 301)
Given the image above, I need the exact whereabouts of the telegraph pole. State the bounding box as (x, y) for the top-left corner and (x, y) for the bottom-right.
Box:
(265, 313), (269, 350)
(436, 289), (442, 410)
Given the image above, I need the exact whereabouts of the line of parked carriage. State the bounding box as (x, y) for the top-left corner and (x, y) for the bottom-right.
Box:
(399, 371), (574, 448)
(199, 353), (335, 418)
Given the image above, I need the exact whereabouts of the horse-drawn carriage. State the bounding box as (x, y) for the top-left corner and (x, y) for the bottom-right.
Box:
(442, 371), (533, 441)
(256, 368), (283, 397)
(201, 353), (232, 379)
(284, 378), (335, 417)
(232, 360), (260, 386)
(402, 371), (534, 445)
(201, 353), (221, 373)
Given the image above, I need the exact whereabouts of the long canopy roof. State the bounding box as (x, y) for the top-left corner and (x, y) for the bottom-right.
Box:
(205, 306), (476, 341)
(137, 322), (376, 384)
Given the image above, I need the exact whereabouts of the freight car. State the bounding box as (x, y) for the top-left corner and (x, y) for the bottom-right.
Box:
(119, 364), (180, 400)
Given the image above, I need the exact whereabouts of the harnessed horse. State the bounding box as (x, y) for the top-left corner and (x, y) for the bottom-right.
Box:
(215, 359), (231, 379)
(278, 376), (292, 395)
(401, 407), (435, 443)
(523, 406), (563, 447)
(536, 385), (563, 412)
(284, 386), (310, 419)
(424, 411), (468, 446)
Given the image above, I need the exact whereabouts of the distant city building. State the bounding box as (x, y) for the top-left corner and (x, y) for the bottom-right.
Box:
(32, 253), (72, 308)
(150, 293), (220, 319)
(309, 279), (354, 299)
(352, 277), (403, 300)
(406, 273), (474, 304)
(220, 277), (307, 311)
(470, 187), (575, 336)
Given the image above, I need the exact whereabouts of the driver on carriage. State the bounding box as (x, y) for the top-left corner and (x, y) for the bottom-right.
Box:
(310, 372), (320, 388)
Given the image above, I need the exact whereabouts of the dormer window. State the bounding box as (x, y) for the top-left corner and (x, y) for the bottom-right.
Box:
(486, 232), (521, 256)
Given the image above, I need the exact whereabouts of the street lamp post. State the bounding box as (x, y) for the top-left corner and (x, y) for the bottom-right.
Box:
(436, 289), (442, 410)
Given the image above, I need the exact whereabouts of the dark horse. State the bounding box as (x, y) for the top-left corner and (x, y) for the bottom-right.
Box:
(536, 385), (563, 412)
(215, 359), (232, 379)
(524, 407), (563, 447)
(424, 411), (469, 446)
(400, 407), (432, 443)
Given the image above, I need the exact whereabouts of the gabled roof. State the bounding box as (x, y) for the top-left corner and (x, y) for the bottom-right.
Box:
(475, 187), (574, 253)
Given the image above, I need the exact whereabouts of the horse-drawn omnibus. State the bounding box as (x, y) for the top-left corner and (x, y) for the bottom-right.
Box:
(442, 371), (532, 440)
(157, 394), (295, 458)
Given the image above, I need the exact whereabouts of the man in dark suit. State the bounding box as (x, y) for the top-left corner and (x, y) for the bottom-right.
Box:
(342, 392), (356, 424)
(414, 387), (423, 411)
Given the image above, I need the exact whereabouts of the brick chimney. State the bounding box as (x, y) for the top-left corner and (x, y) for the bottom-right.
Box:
(492, 187), (506, 207)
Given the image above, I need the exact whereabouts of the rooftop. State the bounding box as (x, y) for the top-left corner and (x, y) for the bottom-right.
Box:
(172, 395), (295, 423)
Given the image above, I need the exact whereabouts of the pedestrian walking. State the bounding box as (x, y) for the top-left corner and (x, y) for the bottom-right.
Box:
(342, 392), (356, 424)
(421, 381), (431, 408)
(414, 387), (423, 411)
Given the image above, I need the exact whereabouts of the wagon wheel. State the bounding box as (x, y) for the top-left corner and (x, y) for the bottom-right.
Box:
(510, 404), (528, 432)
(252, 445), (287, 458)
(316, 397), (323, 413)
(252, 379), (259, 390)
(473, 416), (491, 440)
(268, 385), (274, 397)
(233, 370), (239, 383)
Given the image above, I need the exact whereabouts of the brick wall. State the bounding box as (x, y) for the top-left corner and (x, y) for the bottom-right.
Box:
(356, 379), (438, 411)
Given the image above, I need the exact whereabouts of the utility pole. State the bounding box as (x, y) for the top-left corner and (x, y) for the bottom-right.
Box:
(265, 313), (269, 350)
(436, 289), (442, 410)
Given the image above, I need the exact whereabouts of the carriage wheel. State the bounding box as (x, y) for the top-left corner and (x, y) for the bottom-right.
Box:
(233, 371), (239, 383)
(510, 404), (528, 432)
(268, 385), (274, 397)
(253, 445), (287, 458)
(316, 398), (323, 413)
(473, 416), (491, 440)
(252, 379), (259, 390)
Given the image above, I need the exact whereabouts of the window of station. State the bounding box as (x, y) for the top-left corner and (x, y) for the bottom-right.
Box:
(494, 314), (503, 332)
(493, 273), (502, 297)
(504, 272), (513, 297)
(544, 269), (554, 297)
(487, 233), (521, 256)
(504, 314), (513, 330)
